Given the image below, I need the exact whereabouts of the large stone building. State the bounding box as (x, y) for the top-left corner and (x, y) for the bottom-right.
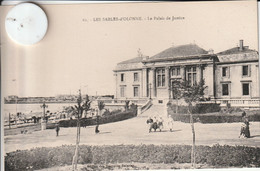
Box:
(114, 40), (259, 108)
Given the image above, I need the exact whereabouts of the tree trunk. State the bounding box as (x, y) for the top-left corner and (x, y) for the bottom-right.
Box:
(188, 104), (196, 168)
(97, 109), (100, 130)
(176, 99), (179, 114)
(72, 118), (81, 170)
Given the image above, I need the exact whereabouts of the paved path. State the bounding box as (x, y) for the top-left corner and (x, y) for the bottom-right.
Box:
(4, 105), (260, 154)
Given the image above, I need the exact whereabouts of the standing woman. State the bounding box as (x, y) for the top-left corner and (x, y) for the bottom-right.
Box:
(167, 115), (174, 132)
(240, 111), (250, 138)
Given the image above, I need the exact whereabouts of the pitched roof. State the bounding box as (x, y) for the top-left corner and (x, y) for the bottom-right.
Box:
(217, 46), (256, 55)
(118, 57), (143, 64)
(148, 44), (208, 60)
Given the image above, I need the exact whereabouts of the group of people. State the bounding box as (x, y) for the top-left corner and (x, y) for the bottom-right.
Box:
(146, 115), (174, 133)
(146, 111), (251, 138)
(55, 110), (251, 138)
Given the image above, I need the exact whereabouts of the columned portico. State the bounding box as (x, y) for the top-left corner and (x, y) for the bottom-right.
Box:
(165, 66), (171, 99)
(197, 64), (203, 83)
(151, 67), (157, 98)
(147, 64), (207, 100)
(181, 65), (186, 80)
(142, 68), (148, 97)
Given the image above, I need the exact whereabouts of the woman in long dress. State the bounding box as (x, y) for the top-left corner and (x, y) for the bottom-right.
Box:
(239, 111), (250, 138)
(167, 115), (174, 132)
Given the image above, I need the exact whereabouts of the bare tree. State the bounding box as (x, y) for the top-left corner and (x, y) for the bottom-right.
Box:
(95, 101), (105, 133)
(171, 79), (183, 113)
(174, 79), (207, 167)
(72, 91), (91, 170)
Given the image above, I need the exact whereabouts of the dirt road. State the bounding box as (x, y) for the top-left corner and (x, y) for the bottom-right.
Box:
(4, 105), (260, 154)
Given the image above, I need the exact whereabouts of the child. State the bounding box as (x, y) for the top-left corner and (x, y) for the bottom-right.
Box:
(158, 117), (164, 131)
(167, 115), (174, 132)
(239, 123), (247, 138)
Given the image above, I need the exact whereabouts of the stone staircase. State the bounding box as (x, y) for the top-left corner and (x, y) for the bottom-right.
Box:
(140, 104), (167, 118)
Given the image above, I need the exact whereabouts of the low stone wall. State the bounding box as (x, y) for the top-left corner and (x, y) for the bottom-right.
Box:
(213, 99), (260, 108)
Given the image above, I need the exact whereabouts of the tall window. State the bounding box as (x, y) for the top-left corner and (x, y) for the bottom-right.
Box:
(222, 84), (229, 96)
(120, 86), (125, 97)
(134, 73), (139, 82)
(186, 66), (197, 86)
(121, 73), (124, 82)
(242, 65), (249, 76)
(171, 67), (180, 76)
(242, 83), (250, 96)
(133, 87), (139, 97)
(222, 67), (228, 77)
(157, 69), (165, 87)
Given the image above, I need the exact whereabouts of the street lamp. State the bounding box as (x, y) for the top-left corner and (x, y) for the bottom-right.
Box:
(40, 101), (48, 121)
(15, 95), (18, 126)
(12, 79), (18, 126)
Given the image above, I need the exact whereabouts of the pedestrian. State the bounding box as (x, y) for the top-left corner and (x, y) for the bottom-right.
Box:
(55, 123), (60, 136)
(95, 125), (100, 133)
(95, 115), (100, 134)
(239, 111), (250, 138)
(167, 115), (174, 132)
(153, 116), (158, 123)
(146, 116), (153, 132)
(146, 117), (153, 124)
(158, 117), (164, 131)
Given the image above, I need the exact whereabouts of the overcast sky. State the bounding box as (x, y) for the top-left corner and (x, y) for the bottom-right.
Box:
(1, 1), (258, 97)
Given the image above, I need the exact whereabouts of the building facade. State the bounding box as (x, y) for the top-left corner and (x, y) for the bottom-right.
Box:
(114, 40), (259, 107)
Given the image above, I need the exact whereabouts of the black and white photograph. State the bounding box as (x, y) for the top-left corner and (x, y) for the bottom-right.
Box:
(1, 0), (260, 170)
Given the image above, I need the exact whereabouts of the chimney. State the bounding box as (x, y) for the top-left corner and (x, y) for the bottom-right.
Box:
(239, 40), (244, 51)
(208, 49), (214, 54)
(142, 56), (149, 61)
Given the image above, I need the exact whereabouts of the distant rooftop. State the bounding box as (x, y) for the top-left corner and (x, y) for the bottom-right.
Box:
(118, 56), (144, 64)
(217, 40), (257, 55)
(217, 47), (256, 55)
(148, 44), (208, 60)
(117, 40), (258, 65)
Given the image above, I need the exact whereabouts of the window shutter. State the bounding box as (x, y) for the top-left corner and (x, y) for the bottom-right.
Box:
(229, 83), (231, 96)
(248, 65), (251, 77)
(241, 66), (243, 77)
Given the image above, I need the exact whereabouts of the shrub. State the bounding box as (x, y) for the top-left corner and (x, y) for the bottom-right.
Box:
(92, 109), (122, 117)
(220, 107), (243, 114)
(58, 110), (136, 127)
(110, 109), (122, 115)
(167, 104), (190, 114)
(170, 113), (260, 123)
(167, 103), (220, 114)
(167, 103), (260, 123)
(102, 109), (111, 116)
(129, 103), (138, 114)
(195, 103), (221, 114)
(5, 144), (260, 170)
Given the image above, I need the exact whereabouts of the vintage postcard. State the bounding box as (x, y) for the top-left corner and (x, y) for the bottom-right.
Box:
(1, 1), (259, 170)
